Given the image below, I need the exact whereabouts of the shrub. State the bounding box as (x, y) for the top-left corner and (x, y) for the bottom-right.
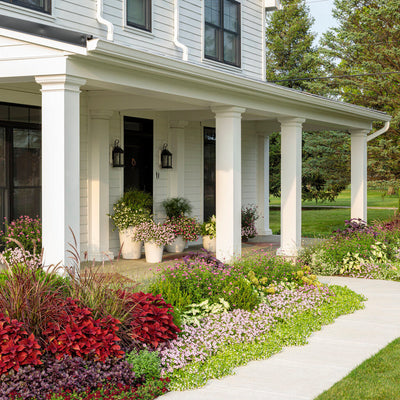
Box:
(119, 291), (180, 349)
(1, 357), (137, 400)
(0, 258), (67, 344)
(0, 315), (42, 376)
(126, 349), (161, 381)
(43, 298), (124, 362)
(0, 216), (41, 254)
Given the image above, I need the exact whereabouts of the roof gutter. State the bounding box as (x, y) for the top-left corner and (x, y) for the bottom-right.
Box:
(367, 121), (390, 142)
(96, 0), (114, 41)
(173, 0), (188, 61)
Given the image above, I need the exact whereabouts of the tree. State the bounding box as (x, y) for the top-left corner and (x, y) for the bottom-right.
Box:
(266, 0), (351, 202)
(265, 0), (325, 94)
(321, 0), (400, 186)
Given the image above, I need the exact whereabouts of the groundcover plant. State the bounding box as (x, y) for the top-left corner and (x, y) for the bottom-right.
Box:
(0, 220), (368, 399)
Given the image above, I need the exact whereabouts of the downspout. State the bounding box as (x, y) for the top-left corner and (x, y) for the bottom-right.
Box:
(96, 0), (114, 41)
(367, 121), (390, 142)
(174, 0), (188, 61)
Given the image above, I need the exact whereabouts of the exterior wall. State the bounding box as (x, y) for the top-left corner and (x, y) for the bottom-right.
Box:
(0, 0), (265, 80)
(80, 94), (89, 257)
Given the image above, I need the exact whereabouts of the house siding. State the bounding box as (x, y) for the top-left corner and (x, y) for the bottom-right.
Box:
(0, 0), (265, 80)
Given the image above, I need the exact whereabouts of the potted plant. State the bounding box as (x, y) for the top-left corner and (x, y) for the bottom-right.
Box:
(241, 205), (259, 242)
(164, 216), (200, 253)
(201, 215), (216, 252)
(110, 190), (152, 259)
(161, 197), (192, 219)
(132, 221), (175, 263)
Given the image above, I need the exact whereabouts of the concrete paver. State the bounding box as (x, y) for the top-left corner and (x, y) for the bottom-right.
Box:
(160, 277), (400, 400)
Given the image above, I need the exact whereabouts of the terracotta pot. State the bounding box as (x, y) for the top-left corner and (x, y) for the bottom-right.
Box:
(202, 235), (216, 252)
(165, 236), (187, 253)
(144, 241), (164, 263)
(119, 227), (142, 259)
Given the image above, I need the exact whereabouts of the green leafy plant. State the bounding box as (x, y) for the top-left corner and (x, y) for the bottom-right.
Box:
(109, 190), (152, 231)
(181, 298), (230, 327)
(201, 215), (216, 239)
(126, 349), (161, 381)
(162, 197), (192, 219)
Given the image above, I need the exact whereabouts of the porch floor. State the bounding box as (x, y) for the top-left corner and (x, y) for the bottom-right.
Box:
(84, 235), (321, 283)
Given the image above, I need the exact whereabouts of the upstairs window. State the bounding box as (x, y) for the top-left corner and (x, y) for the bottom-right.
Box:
(1, 0), (51, 13)
(127, 0), (151, 31)
(205, 0), (241, 67)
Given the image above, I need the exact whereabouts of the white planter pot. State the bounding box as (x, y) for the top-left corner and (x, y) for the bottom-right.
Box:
(119, 227), (142, 259)
(202, 235), (216, 252)
(165, 236), (187, 253)
(144, 241), (164, 263)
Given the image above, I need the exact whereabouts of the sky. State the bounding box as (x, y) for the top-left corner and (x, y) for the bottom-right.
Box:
(305, 0), (338, 41)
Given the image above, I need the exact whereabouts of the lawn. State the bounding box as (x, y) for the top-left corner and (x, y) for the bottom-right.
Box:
(315, 337), (400, 400)
(269, 188), (399, 208)
(270, 208), (396, 237)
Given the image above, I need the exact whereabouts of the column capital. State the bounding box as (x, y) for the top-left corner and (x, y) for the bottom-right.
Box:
(169, 120), (189, 129)
(211, 106), (246, 117)
(90, 109), (114, 120)
(349, 128), (370, 137)
(35, 75), (86, 93)
(278, 117), (306, 127)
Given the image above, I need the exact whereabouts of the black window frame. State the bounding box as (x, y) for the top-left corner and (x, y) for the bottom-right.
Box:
(0, 0), (51, 14)
(126, 0), (152, 32)
(204, 0), (241, 68)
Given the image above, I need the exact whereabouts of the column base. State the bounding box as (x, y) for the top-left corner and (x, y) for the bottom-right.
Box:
(258, 228), (273, 235)
(86, 251), (114, 262)
(276, 245), (300, 257)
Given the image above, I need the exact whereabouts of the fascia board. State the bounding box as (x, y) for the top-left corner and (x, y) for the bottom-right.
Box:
(86, 39), (390, 124)
(0, 28), (88, 55)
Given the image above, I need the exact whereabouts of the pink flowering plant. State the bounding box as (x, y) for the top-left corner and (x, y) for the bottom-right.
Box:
(241, 205), (259, 241)
(163, 217), (200, 242)
(0, 216), (41, 254)
(132, 221), (175, 247)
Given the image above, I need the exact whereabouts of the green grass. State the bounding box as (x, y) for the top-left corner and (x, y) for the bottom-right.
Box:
(315, 337), (400, 400)
(269, 189), (399, 208)
(270, 208), (396, 237)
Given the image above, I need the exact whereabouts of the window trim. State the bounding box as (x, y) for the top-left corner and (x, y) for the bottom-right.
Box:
(126, 0), (152, 32)
(204, 0), (241, 68)
(0, 0), (51, 14)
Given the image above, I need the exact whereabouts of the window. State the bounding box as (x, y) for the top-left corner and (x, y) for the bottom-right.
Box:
(0, 0), (51, 13)
(205, 0), (241, 67)
(204, 127), (216, 221)
(127, 0), (151, 31)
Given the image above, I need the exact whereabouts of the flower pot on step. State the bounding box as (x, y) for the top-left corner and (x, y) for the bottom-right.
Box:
(144, 241), (164, 263)
(119, 227), (142, 259)
(165, 236), (187, 253)
(202, 235), (216, 252)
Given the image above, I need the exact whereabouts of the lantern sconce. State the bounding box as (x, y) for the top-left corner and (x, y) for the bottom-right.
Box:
(160, 143), (173, 169)
(111, 139), (124, 168)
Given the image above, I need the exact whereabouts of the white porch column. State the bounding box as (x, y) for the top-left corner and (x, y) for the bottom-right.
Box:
(212, 106), (245, 261)
(168, 121), (188, 197)
(350, 129), (369, 221)
(256, 134), (273, 235)
(35, 75), (86, 268)
(88, 110), (114, 261)
(277, 117), (305, 257)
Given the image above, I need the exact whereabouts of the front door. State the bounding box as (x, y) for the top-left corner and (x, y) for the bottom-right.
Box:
(124, 116), (153, 195)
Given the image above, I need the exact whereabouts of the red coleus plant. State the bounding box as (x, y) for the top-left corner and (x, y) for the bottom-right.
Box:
(119, 291), (180, 349)
(43, 298), (124, 362)
(0, 314), (42, 376)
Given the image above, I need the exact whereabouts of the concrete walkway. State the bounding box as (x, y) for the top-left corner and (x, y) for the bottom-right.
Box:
(160, 277), (400, 400)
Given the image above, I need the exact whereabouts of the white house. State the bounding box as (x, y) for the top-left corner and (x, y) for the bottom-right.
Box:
(0, 0), (391, 266)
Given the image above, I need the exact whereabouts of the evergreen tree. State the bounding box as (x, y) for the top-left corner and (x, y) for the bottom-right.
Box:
(321, 0), (400, 186)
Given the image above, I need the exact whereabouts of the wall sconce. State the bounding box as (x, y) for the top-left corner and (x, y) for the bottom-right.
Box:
(112, 139), (124, 168)
(161, 143), (173, 169)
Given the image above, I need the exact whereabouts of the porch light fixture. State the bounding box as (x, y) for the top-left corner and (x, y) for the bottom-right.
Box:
(112, 139), (124, 167)
(161, 143), (173, 169)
